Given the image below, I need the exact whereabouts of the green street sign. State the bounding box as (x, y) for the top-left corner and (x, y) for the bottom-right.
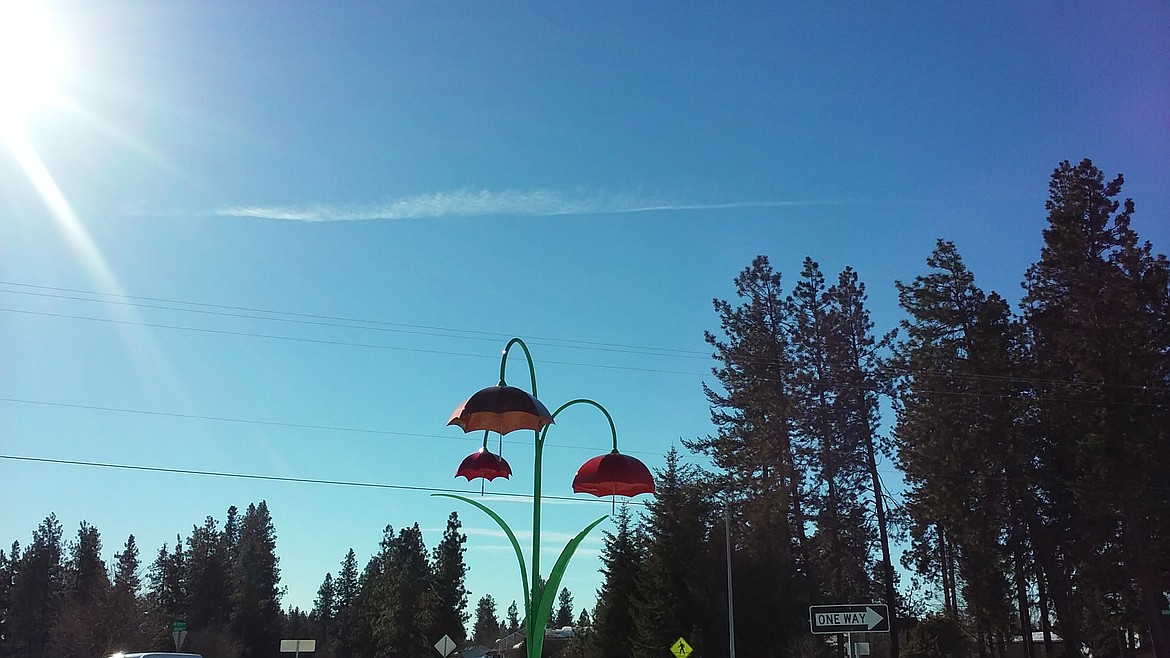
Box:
(172, 621), (188, 632)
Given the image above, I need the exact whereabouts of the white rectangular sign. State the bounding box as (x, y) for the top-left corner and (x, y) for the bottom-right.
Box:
(280, 640), (316, 653)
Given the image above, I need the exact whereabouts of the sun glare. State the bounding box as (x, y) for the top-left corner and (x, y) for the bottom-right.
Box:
(0, 1), (66, 136)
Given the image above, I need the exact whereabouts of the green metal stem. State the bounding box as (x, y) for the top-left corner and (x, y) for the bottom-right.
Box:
(500, 337), (539, 398)
(544, 398), (620, 452)
(529, 425), (543, 655)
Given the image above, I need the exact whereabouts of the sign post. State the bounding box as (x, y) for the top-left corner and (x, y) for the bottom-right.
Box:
(171, 621), (188, 652)
(809, 604), (890, 634)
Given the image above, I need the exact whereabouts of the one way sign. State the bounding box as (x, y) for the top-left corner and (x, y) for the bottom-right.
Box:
(809, 604), (890, 634)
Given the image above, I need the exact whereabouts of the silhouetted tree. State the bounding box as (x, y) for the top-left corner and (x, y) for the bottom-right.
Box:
(472, 594), (502, 646)
(1022, 159), (1170, 656)
(430, 512), (469, 646)
(632, 449), (718, 658)
(553, 587), (574, 629)
(311, 572), (336, 658)
(7, 515), (65, 658)
(589, 505), (643, 658)
(230, 502), (283, 658)
(506, 600), (521, 634)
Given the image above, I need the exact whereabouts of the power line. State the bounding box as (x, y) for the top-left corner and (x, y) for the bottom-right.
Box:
(7, 282), (1164, 393)
(0, 307), (711, 378)
(0, 282), (709, 359)
(4, 281), (1164, 399)
(0, 454), (649, 506)
(0, 397), (668, 458)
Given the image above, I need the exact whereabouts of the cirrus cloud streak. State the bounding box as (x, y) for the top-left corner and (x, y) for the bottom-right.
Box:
(215, 188), (842, 222)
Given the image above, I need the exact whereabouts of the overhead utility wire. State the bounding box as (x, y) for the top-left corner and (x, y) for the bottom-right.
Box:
(4, 282), (1161, 393)
(0, 454), (650, 506)
(0, 397), (667, 459)
(0, 308), (709, 378)
(6, 283), (1160, 391)
(4, 307), (1161, 408)
(4, 304), (1163, 403)
(0, 282), (705, 358)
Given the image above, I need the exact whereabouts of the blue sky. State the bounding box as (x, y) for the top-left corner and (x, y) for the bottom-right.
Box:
(2, 0), (1168, 629)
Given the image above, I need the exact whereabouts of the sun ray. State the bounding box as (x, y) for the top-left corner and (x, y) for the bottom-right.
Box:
(4, 131), (122, 297)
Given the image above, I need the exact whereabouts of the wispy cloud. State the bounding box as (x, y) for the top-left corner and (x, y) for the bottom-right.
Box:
(215, 189), (841, 222)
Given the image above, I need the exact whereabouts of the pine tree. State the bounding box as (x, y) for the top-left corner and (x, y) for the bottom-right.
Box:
(145, 537), (187, 648)
(65, 521), (110, 602)
(113, 535), (142, 595)
(431, 512), (469, 647)
(49, 521), (114, 657)
(311, 573), (336, 658)
(631, 449), (718, 658)
(284, 606), (312, 637)
(687, 255), (818, 656)
(506, 600), (521, 633)
(472, 594), (502, 646)
(186, 516), (232, 630)
(892, 240), (1024, 650)
(7, 515), (64, 658)
(230, 501), (283, 658)
(552, 588), (574, 629)
(689, 256), (808, 575)
(791, 259), (876, 605)
(332, 549), (360, 658)
(354, 524), (435, 658)
(1021, 159), (1170, 657)
(0, 543), (15, 658)
(108, 535), (150, 653)
(825, 265), (901, 656)
(590, 505), (643, 658)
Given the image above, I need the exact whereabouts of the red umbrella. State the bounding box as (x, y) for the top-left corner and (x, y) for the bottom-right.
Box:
(572, 451), (655, 497)
(455, 447), (512, 482)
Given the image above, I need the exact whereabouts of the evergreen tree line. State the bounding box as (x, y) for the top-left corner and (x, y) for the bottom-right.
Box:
(297, 512), (470, 658)
(0, 502), (286, 658)
(561, 159), (1166, 658)
(2, 159), (1165, 658)
(0, 504), (473, 658)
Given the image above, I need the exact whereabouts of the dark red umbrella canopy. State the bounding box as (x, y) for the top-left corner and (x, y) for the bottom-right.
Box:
(447, 384), (554, 435)
(572, 451), (655, 498)
(455, 447), (512, 482)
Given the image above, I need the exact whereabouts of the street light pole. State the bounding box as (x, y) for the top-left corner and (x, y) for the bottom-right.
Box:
(725, 502), (737, 658)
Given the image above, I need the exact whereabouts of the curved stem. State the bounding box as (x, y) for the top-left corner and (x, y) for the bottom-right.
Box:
(431, 493), (532, 619)
(500, 337), (539, 398)
(500, 336), (547, 656)
(542, 398), (620, 452)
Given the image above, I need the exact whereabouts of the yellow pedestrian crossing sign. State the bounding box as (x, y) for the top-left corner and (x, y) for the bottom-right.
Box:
(671, 637), (692, 658)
